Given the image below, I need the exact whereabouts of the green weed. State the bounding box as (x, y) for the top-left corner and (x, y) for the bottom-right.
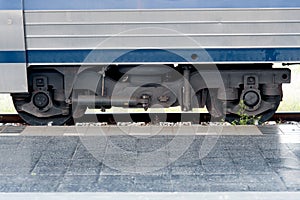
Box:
(231, 100), (261, 125)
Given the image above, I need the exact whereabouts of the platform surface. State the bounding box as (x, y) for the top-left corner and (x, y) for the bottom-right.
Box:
(0, 125), (299, 198)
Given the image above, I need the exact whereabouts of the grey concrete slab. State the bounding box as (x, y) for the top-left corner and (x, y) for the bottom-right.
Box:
(201, 157), (236, 173)
(134, 166), (171, 176)
(107, 136), (137, 152)
(237, 173), (286, 184)
(38, 149), (76, 160)
(0, 126), (5, 133)
(279, 135), (300, 144)
(56, 175), (99, 192)
(247, 182), (287, 191)
(136, 138), (172, 152)
(96, 175), (136, 192)
(100, 165), (137, 176)
(66, 159), (102, 176)
(258, 126), (283, 135)
(104, 152), (138, 171)
(279, 125), (300, 135)
(0, 167), (32, 176)
(0, 126), (25, 134)
(0, 125), (299, 193)
(30, 167), (67, 176)
(277, 169), (300, 189)
(205, 174), (239, 183)
(134, 181), (173, 192)
(56, 184), (95, 192)
(0, 192), (300, 200)
(233, 157), (274, 174)
(229, 149), (264, 158)
(72, 145), (100, 160)
(286, 144), (300, 159)
(61, 175), (99, 185)
(31, 159), (71, 176)
(170, 165), (205, 176)
(0, 137), (23, 149)
(169, 146), (200, 161)
(209, 182), (249, 192)
(195, 126), (262, 135)
(171, 175), (210, 192)
(198, 145), (231, 158)
(260, 148), (297, 159)
(134, 175), (172, 192)
(267, 157), (300, 171)
(0, 149), (38, 174)
(19, 175), (62, 192)
(136, 151), (169, 167)
(78, 136), (108, 150)
(0, 184), (23, 192)
(254, 136), (289, 150)
(202, 164), (238, 175)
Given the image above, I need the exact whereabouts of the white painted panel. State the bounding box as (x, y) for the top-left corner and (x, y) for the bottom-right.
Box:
(0, 64), (28, 93)
(0, 10), (26, 51)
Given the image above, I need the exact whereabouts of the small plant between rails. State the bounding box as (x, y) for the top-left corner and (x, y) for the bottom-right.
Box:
(230, 100), (261, 125)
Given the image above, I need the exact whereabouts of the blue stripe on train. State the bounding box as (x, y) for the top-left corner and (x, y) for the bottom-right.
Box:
(2, 48), (300, 64)
(23, 0), (300, 10)
(0, 0), (22, 10)
(0, 51), (26, 63)
(25, 48), (300, 63)
(2, 0), (300, 11)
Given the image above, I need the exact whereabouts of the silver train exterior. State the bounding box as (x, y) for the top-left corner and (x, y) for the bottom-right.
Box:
(0, 0), (298, 125)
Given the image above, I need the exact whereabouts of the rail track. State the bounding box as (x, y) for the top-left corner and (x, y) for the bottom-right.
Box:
(0, 112), (299, 125)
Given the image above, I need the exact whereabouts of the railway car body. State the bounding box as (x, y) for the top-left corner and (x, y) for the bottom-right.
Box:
(0, 0), (298, 125)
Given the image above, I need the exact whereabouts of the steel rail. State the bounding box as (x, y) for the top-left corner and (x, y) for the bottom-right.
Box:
(0, 112), (299, 124)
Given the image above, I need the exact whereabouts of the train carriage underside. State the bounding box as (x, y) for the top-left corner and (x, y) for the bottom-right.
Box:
(1, 0), (299, 125)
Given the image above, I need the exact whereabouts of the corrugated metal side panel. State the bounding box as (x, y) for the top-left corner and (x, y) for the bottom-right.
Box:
(24, 9), (300, 50)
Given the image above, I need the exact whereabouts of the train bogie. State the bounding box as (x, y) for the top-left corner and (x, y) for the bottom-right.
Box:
(11, 64), (290, 125)
(1, 0), (298, 125)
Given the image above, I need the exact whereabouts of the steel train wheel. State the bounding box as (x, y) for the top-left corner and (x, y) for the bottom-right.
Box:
(12, 96), (73, 126)
(206, 92), (281, 124)
(225, 96), (281, 124)
(205, 91), (225, 121)
(256, 95), (281, 123)
(17, 111), (72, 126)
